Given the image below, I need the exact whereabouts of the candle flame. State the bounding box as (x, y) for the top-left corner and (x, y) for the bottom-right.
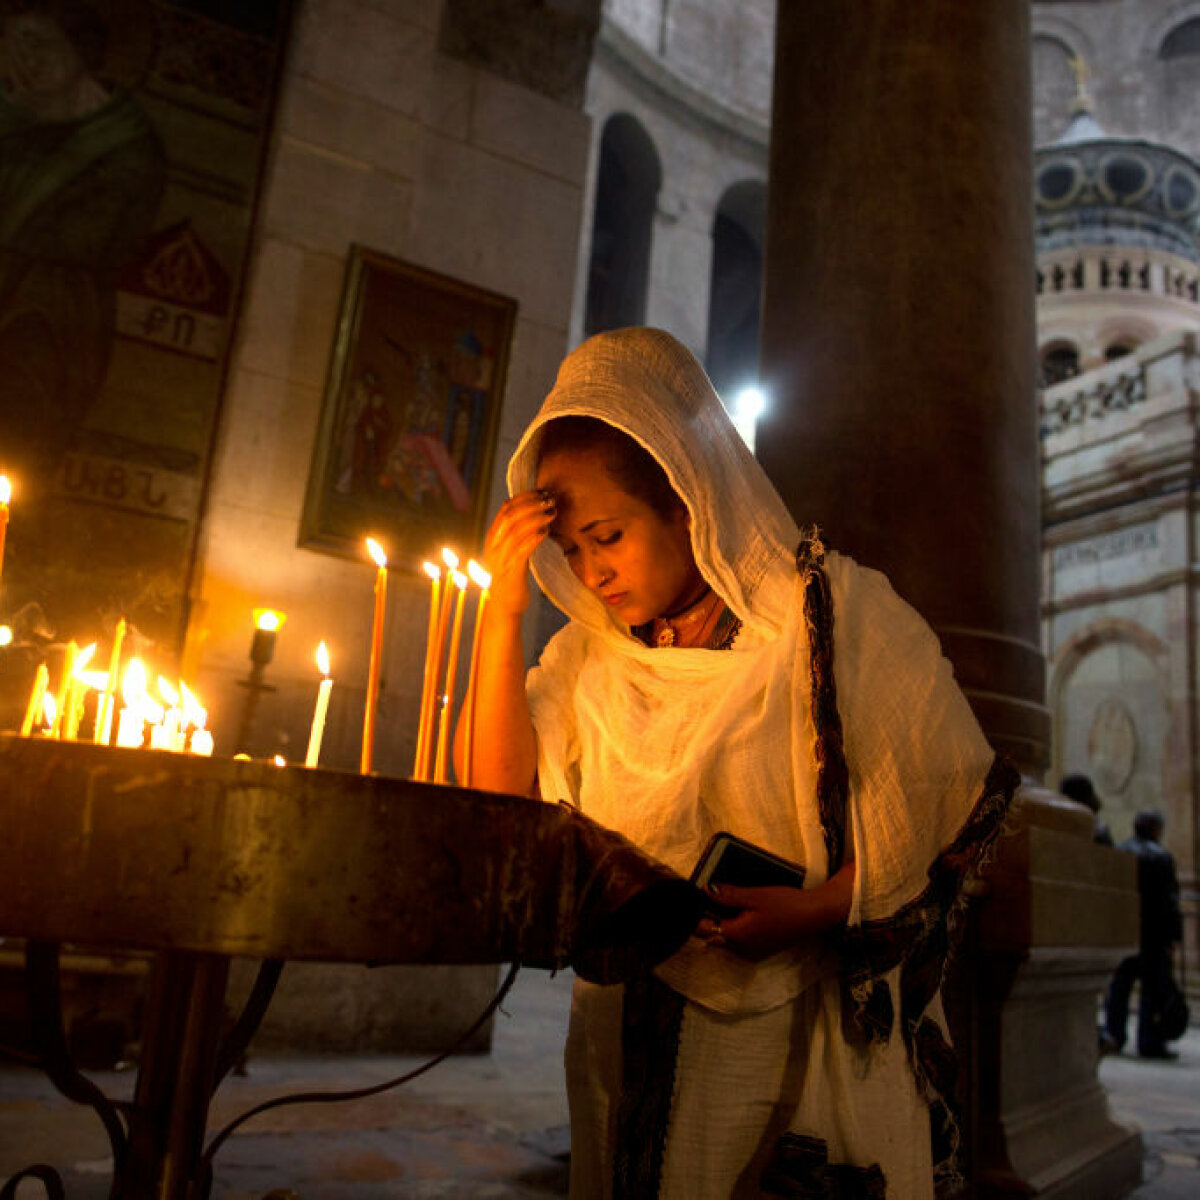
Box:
(0, 626), (11, 647)
(42, 692), (56, 727)
(180, 682), (206, 729)
(422, 560), (441, 581)
(254, 608), (284, 632)
(158, 676), (180, 707)
(441, 546), (459, 571)
(122, 659), (147, 705)
(72, 643), (97, 676)
(78, 669), (109, 690)
(467, 559), (492, 590)
(366, 537), (388, 569)
(316, 641), (331, 676)
(273, 754), (287, 767)
(0, 476), (10, 505)
(451, 569), (468, 591)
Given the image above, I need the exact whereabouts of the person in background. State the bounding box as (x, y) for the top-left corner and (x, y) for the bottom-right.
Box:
(1059, 773), (1113, 846)
(1102, 809), (1184, 1058)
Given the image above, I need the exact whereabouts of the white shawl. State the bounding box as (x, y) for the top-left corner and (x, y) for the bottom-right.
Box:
(507, 328), (997, 1015)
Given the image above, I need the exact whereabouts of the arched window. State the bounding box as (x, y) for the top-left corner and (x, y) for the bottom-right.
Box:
(705, 180), (766, 401)
(584, 114), (661, 336)
(1161, 18), (1200, 59)
(1040, 343), (1080, 387)
(1159, 19), (1200, 149)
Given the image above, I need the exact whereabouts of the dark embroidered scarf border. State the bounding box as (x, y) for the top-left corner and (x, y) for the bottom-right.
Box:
(762, 1133), (887, 1199)
(795, 530), (1021, 1196)
(796, 529), (848, 876)
(613, 973), (686, 1199)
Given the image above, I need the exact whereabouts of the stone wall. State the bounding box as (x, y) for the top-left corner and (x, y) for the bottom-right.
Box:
(570, 8), (771, 356)
(1032, 0), (1200, 158)
(1041, 332), (1197, 879)
(187, 0), (594, 1049)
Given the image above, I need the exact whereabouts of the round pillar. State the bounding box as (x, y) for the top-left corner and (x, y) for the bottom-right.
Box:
(758, 0), (1048, 773)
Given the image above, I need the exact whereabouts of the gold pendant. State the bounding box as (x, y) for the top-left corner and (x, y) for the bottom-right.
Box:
(655, 622), (676, 647)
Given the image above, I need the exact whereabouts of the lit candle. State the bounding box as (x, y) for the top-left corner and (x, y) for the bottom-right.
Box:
(41, 692), (56, 736)
(190, 729), (214, 756)
(64, 645), (98, 742)
(156, 677), (183, 751)
(49, 641), (79, 740)
(19, 663), (49, 737)
(462, 560), (492, 788)
(413, 561), (442, 779)
(0, 476), (10, 593)
(251, 608), (284, 665)
(433, 568), (469, 784)
(417, 548), (459, 781)
(116, 659), (159, 748)
(361, 538), (389, 774)
(180, 682), (207, 752)
(306, 641), (333, 768)
(96, 617), (126, 745)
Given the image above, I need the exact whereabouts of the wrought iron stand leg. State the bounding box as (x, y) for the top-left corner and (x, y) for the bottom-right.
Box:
(125, 951), (231, 1200)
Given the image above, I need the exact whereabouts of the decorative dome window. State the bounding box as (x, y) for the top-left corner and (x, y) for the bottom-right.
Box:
(1163, 166), (1199, 218)
(1037, 158), (1083, 208)
(1098, 154), (1152, 205)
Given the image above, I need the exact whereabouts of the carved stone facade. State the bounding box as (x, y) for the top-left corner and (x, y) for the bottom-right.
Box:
(1032, 4), (1200, 950)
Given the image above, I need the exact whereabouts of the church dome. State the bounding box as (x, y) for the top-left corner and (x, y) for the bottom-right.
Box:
(1035, 109), (1200, 262)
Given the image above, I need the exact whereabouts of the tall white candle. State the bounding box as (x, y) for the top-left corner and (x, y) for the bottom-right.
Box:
(462, 560), (492, 788)
(306, 641), (333, 768)
(361, 538), (388, 774)
(413, 562), (442, 779)
(434, 569), (469, 784)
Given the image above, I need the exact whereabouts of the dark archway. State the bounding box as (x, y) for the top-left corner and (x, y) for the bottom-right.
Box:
(584, 113), (661, 335)
(705, 179), (766, 401)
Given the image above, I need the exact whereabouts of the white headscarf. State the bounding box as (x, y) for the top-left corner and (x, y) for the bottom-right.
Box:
(508, 328), (999, 1015)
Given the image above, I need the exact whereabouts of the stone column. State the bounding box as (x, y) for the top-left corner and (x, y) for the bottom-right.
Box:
(759, 0), (1045, 772)
(758, 3), (1141, 1197)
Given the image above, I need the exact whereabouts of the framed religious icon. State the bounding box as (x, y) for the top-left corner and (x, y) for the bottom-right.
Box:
(301, 247), (518, 562)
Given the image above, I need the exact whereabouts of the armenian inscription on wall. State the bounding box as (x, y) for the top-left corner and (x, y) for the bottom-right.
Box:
(0, 0), (292, 724)
(1052, 521), (1162, 595)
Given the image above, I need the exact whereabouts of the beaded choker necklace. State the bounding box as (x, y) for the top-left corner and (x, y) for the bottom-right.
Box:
(651, 586), (724, 648)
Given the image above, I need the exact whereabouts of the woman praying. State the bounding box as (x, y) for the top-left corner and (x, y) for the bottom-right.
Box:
(456, 326), (1017, 1199)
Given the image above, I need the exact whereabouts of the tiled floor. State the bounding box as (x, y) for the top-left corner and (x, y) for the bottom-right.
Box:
(1, 968), (1197, 1198)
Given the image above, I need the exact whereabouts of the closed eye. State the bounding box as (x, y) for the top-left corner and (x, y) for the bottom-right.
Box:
(595, 530), (622, 547)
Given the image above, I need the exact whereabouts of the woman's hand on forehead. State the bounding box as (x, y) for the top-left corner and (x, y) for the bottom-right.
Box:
(482, 490), (556, 616)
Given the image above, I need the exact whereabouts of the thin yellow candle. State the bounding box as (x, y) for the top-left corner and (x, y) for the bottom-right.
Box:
(156, 677), (183, 751)
(96, 617), (126, 745)
(0, 476), (11, 592)
(361, 538), (388, 774)
(306, 641), (333, 768)
(19, 663), (49, 736)
(65, 644), (97, 741)
(417, 548), (460, 781)
(180, 682), (207, 751)
(433, 568), (469, 784)
(413, 562), (442, 779)
(462, 560), (492, 788)
(49, 641), (79, 739)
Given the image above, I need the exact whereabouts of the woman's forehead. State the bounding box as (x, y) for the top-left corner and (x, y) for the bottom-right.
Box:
(536, 449), (643, 522)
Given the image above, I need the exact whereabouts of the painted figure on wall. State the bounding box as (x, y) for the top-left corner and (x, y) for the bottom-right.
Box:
(0, 0), (164, 489)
